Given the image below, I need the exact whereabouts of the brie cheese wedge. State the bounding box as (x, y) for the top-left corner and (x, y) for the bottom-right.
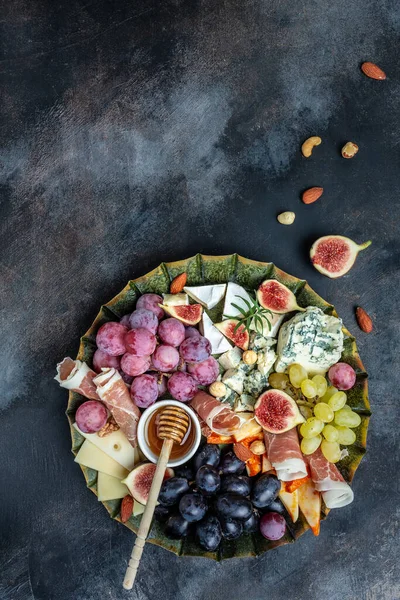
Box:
(200, 311), (232, 354)
(222, 283), (253, 319)
(184, 284), (226, 309)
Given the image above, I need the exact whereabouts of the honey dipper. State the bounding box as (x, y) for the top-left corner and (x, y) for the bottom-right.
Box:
(123, 405), (190, 590)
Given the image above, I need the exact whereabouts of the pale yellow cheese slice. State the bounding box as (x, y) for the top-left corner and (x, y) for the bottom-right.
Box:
(279, 489), (299, 523)
(97, 472), (129, 501)
(73, 423), (138, 470)
(75, 440), (129, 479)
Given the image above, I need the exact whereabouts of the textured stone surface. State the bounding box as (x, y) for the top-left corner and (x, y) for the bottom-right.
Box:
(1, 0), (400, 598)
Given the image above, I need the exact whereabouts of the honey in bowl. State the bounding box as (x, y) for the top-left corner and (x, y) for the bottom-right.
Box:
(146, 406), (196, 460)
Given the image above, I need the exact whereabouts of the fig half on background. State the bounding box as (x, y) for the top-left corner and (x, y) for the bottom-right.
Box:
(310, 235), (372, 278)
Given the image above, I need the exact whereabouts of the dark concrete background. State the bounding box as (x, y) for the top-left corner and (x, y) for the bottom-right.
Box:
(1, 0), (400, 598)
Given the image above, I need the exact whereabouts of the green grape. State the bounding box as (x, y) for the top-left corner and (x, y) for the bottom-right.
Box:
(342, 404), (352, 410)
(313, 402), (334, 423)
(328, 391), (347, 411)
(312, 375), (328, 397)
(301, 435), (322, 455)
(289, 364), (308, 388)
(336, 426), (356, 445)
(321, 386), (338, 402)
(299, 405), (313, 420)
(300, 417), (324, 439)
(322, 424), (339, 442)
(334, 409), (361, 428)
(301, 378), (317, 399)
(321, 440), (341, 463)
(268, 372), (289, 390)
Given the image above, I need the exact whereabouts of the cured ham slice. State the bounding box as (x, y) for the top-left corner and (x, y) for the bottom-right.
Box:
(306, 448), (354, 509)
(190, 391), (241, 436)
(264, 428), (308, 482)
(55, 358), (99, 400)
(93, 368), (141, 448)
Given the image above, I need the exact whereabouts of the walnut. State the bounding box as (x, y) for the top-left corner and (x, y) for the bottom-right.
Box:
(97, 417), (119, 437)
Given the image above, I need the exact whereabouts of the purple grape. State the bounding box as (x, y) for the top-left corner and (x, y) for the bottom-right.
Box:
(152, 345), (180, 372)
(167, 372), (198, 402)
(130, 374), (158, 408)
(328, 362), (356, 391)
(136, 293), (164, 320)
(259, 512), (286, 540)
(96, 322), (128, 356)
(120, 353), (151, 376)
(158, 318), (185, 347)
(187, 357), (219, 385)
(179, 336), (211, 363)
(185, 326), (201, 339)
(125, 328), (157, 356)
(120, 314), (131, 327)
(75, 401), (108, 433)
(129, 309), (158, 334)
(148, 373), (168, 396)
(119, 370), (134, 386)
(92, 349), (121, 373)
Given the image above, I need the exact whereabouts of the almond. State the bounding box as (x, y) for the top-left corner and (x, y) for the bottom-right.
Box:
(120, 494), (134, 523)
(356, 307), (373, 333)
(170, 272), (187, 294)
(361, 62), (386, 80)
(302, 187), (324, 204)
(233, 442), (254, 462)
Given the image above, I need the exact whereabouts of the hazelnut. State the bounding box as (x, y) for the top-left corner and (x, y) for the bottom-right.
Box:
(249, 440), (266, 455)
(209, 381), (226, 398)
(341, 141), (359, 159)
(242, 350), (258, 365)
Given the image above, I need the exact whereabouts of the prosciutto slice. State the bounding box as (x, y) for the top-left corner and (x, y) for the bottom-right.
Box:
(190, 391), (241, 436)
(306, 448), (354, 509)
(55, 358), (99, 400)
(93, 368), (141, 447)
(264, 428), (308, 482)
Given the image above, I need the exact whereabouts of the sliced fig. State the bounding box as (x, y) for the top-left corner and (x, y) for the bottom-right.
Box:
(256, 280), (305, 314)
(121, 463), (174, 505)
(215, 319), (249, 350)
(254, 389), (305, 434)
(310, 235), (372, 278)
(160, 303), (203, 325)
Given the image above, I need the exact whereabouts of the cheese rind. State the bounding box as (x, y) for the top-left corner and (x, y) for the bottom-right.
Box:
(222, 283), (253, 319)
(200, 311), (232, 354)
(75, 440), (129, 479)
(184, 284), (226, 309)
(73, 423), (137, 470)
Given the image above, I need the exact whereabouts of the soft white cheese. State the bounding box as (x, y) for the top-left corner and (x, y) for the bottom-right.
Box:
(184, 284), (226, 309)
(162, 293), (189, 306)
(222, 282), (253, 319)
(257, 347), (277, 376)
(200, 311), (232, 354)
(275, 306), (344, 374)
(250, 312), (284, 338)
(222, 368), (246, 395)
(218, 346), (243, 370)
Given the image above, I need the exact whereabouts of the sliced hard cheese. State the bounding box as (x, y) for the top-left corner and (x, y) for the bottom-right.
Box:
(233, 413), (262, 442)
(200, 311), (232, 354)
(75, 440), (129, 479)
(162, 293), (189, 306)
(134, 500), (145, 516)
(279, 489), (299, 523)
(298, 479), (321, 536)
(184, 284), (226, 309)
(222, 283), (253, 320)
(97, 472), (128, 501)
(73, 423), (138, 470)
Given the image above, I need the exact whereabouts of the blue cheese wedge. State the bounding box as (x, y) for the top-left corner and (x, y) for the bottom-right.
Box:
(222, 282), (253, 319)
(234, 394), (256, 412)
(243, 370), (269, 396)
(237, 360), (256, 375)
(222, 368), (246, 395)
(200, 311), (232, 354)
(250, 312), (284, 338)
(275, 306), (344, 374)
(184, 284), (226, 309)
(218, 346), (243, 370)
(257, 347), (277, 376)
(250, 333), (277, 352)
(221, 386), (239, 407)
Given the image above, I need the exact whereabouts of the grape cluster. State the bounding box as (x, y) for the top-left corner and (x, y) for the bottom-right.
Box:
(272, 362), (360, 463)
(158, 444), (287, 551)
(93, 294), (219, 408)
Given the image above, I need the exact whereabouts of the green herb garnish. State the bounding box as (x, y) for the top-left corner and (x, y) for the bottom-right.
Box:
(224, 295), (273, 334)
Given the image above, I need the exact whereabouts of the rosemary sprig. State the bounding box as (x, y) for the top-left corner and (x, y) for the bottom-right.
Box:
(223, 294), (273, 334)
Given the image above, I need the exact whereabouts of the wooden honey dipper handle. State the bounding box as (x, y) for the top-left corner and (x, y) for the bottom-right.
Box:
(123, 406), (190, 590)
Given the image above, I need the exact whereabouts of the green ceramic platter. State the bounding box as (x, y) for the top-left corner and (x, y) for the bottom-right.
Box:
(66, 254), (370, 560)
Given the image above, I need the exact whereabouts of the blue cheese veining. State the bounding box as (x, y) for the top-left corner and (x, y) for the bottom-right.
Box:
(275, 306), (344, 374)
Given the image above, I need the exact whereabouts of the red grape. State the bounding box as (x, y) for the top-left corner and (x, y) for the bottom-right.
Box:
(149, 373), (168, 396)
(152, 345), (180, 372)
(92, 349), (121, 373)
(125, 328), (157, 356)
(129, 308), (158, 334)
(130, 374), (158, 408)
(187, 356), (219, 385)
(259, 512), (286, 540)
(158, 318), (185, 346)
(120, 353), (151, 376)
(136, 293), (164, 320)
(75, 401), (108, 433)
(167, 372), (198, 402)
(328, 362), (356, 391)
(120, 314), (131, 327)
(119, 370), (134, 386)
(96, 322), (128, 356)
(179, 336), (211, 363)
(185, 326), (201, 339)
